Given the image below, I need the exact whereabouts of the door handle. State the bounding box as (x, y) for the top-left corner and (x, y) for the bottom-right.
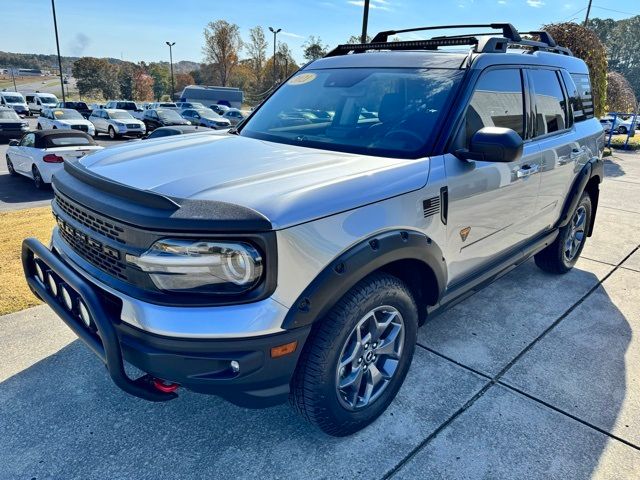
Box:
(516, 164), (540, 178)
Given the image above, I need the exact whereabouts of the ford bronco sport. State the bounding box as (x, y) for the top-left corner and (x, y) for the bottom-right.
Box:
(22, 24), (604, 436)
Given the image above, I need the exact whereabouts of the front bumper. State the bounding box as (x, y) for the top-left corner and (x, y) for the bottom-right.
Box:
(22, 238), (310, 407)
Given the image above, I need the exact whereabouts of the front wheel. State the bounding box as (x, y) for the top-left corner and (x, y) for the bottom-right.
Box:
(290, 272), (418, 436)
(618, 126), (628, 135)
(535, 192), (592, 274)
(108, 126), (119, 139)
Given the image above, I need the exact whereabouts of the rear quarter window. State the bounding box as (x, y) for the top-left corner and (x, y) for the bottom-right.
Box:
(567, 73), (594, 122)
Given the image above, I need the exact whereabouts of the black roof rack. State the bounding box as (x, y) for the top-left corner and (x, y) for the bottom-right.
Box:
(324, 23), (573, 58)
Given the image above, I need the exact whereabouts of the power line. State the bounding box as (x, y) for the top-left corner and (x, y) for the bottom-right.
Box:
(592, 5), (640, 17)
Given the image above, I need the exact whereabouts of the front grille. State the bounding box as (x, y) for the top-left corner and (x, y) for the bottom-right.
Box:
(126, 124), (140, 129)
(55, 193), (125, 244)
(71, 124), (89, 132)
(58, 221), (128, 280)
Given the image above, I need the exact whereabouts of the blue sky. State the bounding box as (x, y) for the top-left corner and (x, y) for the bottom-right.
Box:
(2, 0), (638, 64)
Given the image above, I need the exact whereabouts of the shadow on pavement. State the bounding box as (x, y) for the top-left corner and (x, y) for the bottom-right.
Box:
(0, 172), (53, 209)
(604, 157), (626, 178)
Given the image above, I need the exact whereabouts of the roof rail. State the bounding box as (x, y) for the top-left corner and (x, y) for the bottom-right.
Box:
(371, 23), (521, 43)
(323, 24), (573, 58)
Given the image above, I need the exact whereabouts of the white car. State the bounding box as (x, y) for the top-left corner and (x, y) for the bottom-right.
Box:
(89, 109), (146, 139)
(6, 130), (103, 189)
(37, 108), (95, 136)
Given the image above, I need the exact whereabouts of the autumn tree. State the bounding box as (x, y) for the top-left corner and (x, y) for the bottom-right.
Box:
(302, 36), (328, 61)
(174, 72), (194, 94)
(543, 22), (608, 117)
(606, 71), (637, 113)
(202, 19), (243, 86)
(245, 26), (268, 92)
(133, 70), (154, 101)
(147, 63), (170, 100)
(117, 62), (136, 99)
(72, 57), (119, 100)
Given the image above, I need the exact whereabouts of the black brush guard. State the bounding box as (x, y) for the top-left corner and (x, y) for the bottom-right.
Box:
(21, 237), (177, 402)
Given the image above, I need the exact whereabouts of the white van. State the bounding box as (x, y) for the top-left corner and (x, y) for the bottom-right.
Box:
(0, 91), (29, 116)
(23, 92), (58, 115)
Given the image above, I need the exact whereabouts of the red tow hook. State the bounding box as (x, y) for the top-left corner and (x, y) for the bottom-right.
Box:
(152, 378), (180, 393)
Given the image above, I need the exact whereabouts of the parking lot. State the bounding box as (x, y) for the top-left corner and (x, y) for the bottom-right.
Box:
(1, 142), (639, 478)
(0, 117), (127, 212)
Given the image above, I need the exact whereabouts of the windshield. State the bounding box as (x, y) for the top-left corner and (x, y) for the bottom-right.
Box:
(241, 68), (463, 158)
(109, 111), (134, 120)
(66, 102), (88, 109)
(40, 96), (57, 105)
(3, 95), (24, 104)
(52, 109), (83, 119)
(0, 110), (20, 120)
(119, 102), (138, 110)
(158, 109), (183, 121)
(159, 103), (177, 108)
(197, 109), (221, 119)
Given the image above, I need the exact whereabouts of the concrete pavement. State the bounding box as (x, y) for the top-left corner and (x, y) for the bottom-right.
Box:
(0, 152), (639, 479)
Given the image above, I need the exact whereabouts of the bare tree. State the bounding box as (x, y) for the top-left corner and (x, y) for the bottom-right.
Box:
(202, 20), (243, 86)
(246, 26), (268, 88)
(302, 36), (328, 61)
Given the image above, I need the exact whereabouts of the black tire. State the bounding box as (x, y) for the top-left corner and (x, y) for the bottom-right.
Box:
(32, 165), (46, 190)
(36, 123), (42, 130)
(6, 156), (17, 176)
(618, 126), (627, 135)
(108, 126), (119, 139)
(535, 192), (592, 274)
(290, 272), (418, 436)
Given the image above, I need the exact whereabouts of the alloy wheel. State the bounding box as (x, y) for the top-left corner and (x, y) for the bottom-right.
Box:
(564, 205), (586, 262)
(336, 305), (405, 410)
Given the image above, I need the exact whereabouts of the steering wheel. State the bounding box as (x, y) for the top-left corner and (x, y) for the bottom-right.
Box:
(381, 128), (424, 149)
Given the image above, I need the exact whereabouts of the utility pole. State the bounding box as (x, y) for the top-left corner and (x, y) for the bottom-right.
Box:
(269, 27), (281, 84)
(10, 67), (17, 92)
(51, 0), (66, 102)
(361, 0), (370, 43)
(583, 0), (593, 27)
(166, 41), (175, 100)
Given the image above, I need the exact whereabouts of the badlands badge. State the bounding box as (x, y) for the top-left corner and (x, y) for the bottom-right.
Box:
(460, 227), (471, 242)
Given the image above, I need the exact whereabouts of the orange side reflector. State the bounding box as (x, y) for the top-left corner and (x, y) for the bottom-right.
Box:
(271, 341), (298, 358)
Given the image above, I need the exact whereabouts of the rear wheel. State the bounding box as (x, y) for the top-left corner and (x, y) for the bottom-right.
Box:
(618, 126), (628, 135)
(32, 165), (46, 190)
(535, 192), (592, 274)
(290, 273), (418, 436)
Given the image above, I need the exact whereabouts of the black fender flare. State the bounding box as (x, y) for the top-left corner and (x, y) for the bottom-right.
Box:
(281, 229), (447, 330)
(556, 156), (602, 232)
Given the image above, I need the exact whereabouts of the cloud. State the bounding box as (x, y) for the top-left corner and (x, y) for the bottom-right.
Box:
(280, 31), (304, 39)
(68, 33), (91, 57)
(347, 0), (391, 10)
(526, 0), (545, 6)
(498, 0), (507, 4)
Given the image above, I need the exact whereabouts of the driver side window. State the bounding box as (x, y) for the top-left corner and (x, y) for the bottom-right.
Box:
(464, 69), (525, 147)
(21, 133), (35, 147)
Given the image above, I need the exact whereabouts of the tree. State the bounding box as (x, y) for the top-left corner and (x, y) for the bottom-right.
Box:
(589, 15), (640, 100)
(302, 36), (328, 61)
(202, 19), (243, 86)
(246, 26), (268, 90)
(606, 72), (637, 113)
(147, 63), (170, 100)
(543, 23), (608, 118)
(117, 62), (136, 100)
(132, 70), (154, 101)
(174, 73), (194, 94)
(72, 57), (119, 100)
(347, 34), (372, 44)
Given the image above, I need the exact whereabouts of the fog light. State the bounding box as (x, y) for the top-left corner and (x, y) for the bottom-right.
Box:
(60, 285), (74, 311)
(34, 261), (45, 283)
(230, 360), (240, 373)
(78, 301), (91, 327)
(47, 273), (59, 297)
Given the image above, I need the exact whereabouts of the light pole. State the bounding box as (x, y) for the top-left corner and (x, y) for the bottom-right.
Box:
(269, 27), (281, 84)
(583, 0), (593, 27)
(10, 67), (17, 92)
(361, 0), (370, 43)
(51, 0), (66, 102)
(166, 41), (175, 100)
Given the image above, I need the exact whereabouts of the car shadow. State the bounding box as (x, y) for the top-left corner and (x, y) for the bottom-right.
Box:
(0, 172), (53, 208)
(0, 267), (632, 479)
(604, 157), (626, 178)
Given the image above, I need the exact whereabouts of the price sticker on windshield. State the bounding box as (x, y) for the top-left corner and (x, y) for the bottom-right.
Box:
(288, 73), (317, 86)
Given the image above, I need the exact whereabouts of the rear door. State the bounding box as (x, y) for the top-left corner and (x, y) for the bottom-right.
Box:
(526, 68), (587, 230)
(444, 67), (543, 284)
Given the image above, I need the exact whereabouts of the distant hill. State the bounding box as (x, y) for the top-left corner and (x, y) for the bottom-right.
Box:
(0, 51), (201, 74)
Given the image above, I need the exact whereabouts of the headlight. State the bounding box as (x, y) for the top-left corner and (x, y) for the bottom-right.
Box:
(126, 239), (263, 294)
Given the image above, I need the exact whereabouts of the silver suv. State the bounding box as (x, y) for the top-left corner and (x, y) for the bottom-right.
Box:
(22, 24), (604, 436)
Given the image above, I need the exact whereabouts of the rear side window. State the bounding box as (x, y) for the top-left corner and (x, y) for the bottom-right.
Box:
(465, 68), (525, 144)
(529, 69), (567, 136)
(569, 73), (594, 122)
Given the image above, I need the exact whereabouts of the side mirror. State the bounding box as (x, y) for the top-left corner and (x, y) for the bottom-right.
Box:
(9, 140), (19, 146)
(456, 127), (523, 163)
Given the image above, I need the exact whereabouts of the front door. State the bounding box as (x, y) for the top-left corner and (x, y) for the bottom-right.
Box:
(443, 67), (543, 285)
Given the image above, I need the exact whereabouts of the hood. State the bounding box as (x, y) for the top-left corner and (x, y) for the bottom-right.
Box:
(79, 134), (429, 229)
